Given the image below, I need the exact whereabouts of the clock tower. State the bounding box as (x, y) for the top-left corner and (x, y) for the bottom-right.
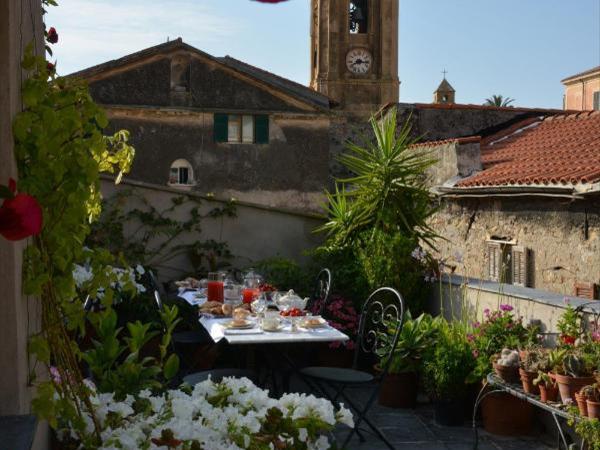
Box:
(310, 0), (399, 113)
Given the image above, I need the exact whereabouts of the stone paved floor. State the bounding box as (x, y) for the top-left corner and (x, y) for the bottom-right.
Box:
(288, 380), (556, 450)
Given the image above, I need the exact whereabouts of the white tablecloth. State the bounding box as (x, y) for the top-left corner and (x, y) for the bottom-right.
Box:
(199, 316), (349, 345)
(178, 288), (207, 306)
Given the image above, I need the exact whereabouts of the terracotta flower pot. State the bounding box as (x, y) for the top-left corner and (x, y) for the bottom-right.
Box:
(377, 371), (419, 409)
(539, 383), (559, 403)
(481, 390), (533, 436)
(493, 362), (519, 384)
(518, 368), (539, 395)
(553, 372), (596, 403)
(587, 399), (600, 419)
(574, 392), (588, 417)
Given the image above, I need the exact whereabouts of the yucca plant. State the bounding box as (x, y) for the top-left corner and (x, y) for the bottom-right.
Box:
(318, 107), (438, 248)
(316, 108), (439, 309)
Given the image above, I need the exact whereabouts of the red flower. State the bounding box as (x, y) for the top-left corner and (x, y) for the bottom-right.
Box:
(47, 62), (55, 73)
(253, 0), (289, 2)
(47, 27), (58, 44)
(560, 334), (576, 345)
(0, 179), (43, 241)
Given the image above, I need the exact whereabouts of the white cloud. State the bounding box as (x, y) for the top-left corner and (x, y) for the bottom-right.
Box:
(46, 0), (239, 74)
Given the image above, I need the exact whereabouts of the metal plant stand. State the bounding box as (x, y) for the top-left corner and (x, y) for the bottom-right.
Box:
(472, 373), (585, 450)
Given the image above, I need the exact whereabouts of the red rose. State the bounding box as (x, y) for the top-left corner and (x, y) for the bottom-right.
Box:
(47, 62), (55, 73)
(47, 27), (58, 44)
(0, 178), (43, 241)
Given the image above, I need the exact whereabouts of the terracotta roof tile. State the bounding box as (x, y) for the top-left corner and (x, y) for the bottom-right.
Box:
(457, 111), (600, 188)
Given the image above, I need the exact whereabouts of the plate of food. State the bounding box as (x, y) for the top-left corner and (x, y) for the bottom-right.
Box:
(199, 301), (232, 317)
(301, 316), (328, 329)
(223, 319), (255, 329)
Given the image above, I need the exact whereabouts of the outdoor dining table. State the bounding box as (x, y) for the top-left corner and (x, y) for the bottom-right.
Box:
(177, 287), (350, 345)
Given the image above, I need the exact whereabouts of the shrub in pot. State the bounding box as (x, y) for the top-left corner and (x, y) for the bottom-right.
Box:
(534, 372), (559, 403)
(582, 384), (600, 419)
(553, 352), (596, 403)
(423, 322), (474, 426)
(378, 312), (440, 408)
(519, 347), (547, 394)
(468, 305), (533, 435)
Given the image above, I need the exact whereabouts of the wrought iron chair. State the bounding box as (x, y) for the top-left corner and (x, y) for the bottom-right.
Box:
(148, 270), (212, 375)
(300, 287), (405, 450)
(308, 268), (332, 315)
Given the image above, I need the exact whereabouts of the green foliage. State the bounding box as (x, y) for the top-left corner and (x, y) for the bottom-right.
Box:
(483, 95), (515, 107)
(317, 107), (438, 248)
(14, 44), (136, 441)
(468, 306), (529, 382)
(316, 107), (438, 311)
(382, 311), (441, 374)
(87, 189), (235, 275)
(306, 246), (370, 304)
(556, 304), (582, 344)
(574, 418), (600, 450)
(423, 321), (474, 401)
(355, 230), (430, 312)
(82, 307), (180, 400)
(253, 257), (312, 297)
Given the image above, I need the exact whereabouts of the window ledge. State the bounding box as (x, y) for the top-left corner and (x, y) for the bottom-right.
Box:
(167, 183), (195, 191)
(442, 273), (600, 313)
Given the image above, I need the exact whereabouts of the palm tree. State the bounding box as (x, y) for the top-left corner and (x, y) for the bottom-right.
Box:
(484, 95), (515, 107)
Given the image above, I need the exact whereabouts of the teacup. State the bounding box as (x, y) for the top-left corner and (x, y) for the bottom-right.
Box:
(262, 311), (281, 331)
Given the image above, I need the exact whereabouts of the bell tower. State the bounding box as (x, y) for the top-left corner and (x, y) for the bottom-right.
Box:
(310, 0), (399, 113)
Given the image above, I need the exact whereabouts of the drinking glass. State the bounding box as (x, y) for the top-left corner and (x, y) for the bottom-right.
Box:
(207, 272), (224, 302)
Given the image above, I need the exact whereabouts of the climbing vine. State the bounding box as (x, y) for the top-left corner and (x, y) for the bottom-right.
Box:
(14, 43), (139, 443)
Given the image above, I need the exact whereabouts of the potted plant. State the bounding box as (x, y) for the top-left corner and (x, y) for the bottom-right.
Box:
(534, 372), (559, 402)
(553, 351), (596, 403)
(519, 347), (547, 394)
(532, 348), (565, 402)
(583, 384), (600, 419)
(556, 304), (581, 346)
(493, 348), (520, 383)
(378, 312), (439, 408)
(423, 322), (474, 426)
(468, 305), (533, 435)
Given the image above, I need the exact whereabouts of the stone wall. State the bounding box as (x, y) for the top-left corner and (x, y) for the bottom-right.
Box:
(104, 108), (331, 213)
(428, 197), (600, 297)
(100, 178), (325, 282)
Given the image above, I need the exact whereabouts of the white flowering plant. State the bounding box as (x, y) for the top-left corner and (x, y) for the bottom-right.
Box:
(54, 377), (353, 450)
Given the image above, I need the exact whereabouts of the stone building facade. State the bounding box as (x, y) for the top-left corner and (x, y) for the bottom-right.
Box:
(562, 65), (600, 111)
(72, 39), (332, 213)
(418, 111), (600, 298)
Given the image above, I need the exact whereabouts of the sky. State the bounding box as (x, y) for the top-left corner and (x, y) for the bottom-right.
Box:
(46, 0), (600, 109)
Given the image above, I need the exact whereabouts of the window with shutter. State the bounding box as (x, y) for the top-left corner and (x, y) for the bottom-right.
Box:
(594, 91), (600, 111)
(486, 242), (501, 282)
(254, 115), (269, 144)
(213, 114), (229, 142)
(511, 246), (529, 287)
(574, 281), (599, 300)
(486, 241), (512, 282)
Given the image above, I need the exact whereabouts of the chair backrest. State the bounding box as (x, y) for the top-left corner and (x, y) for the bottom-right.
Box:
(148, 270), (164, 311)
(353, 287), (405, 376)
(309, 268), (332, 315)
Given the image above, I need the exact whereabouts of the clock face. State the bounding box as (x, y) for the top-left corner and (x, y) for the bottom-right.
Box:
(346, 48), (372, 74)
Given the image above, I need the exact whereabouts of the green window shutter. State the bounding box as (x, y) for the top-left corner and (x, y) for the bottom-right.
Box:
(214, 113), (228, 142)
(254, 115), (269, 144)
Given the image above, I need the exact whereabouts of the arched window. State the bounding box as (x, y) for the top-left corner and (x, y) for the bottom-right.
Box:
(349, 0), (368, 34)
(169, 159), (194, 186)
